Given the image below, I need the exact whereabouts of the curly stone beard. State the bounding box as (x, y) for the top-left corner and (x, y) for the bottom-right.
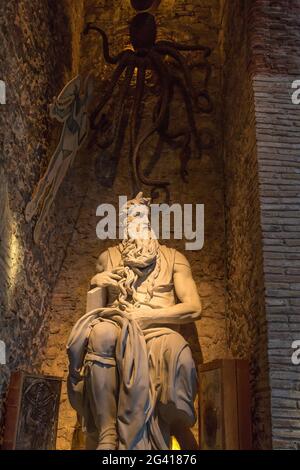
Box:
(117, 231), (160, 310)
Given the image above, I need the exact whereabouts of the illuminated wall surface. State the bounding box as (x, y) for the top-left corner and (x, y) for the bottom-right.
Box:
(0, 0), (300, 450)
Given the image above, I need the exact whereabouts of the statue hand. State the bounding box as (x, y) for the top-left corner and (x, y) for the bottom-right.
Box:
(90, 271), (122, 289)
(126, 309), (152, 330)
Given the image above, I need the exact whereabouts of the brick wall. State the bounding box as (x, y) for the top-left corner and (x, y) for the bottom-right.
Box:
(254, 74), (300, 449)
(222, 0), (300, 449)
(250, 0), (300, 450)
(220, 0), (272, 449)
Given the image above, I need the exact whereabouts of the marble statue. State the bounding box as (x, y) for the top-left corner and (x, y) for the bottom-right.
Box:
(66, 192), (202, 450)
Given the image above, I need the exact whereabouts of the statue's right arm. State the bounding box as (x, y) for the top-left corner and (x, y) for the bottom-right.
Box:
(91, 250), (109, 289)
(86, 251), (109, 313)
(86, 250), (121, 313)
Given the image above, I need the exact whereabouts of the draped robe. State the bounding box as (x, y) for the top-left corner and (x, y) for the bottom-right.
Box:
(67, 245), (197, 449)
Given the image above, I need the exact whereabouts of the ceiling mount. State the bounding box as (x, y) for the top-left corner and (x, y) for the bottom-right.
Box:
(130, 0), (157, 12)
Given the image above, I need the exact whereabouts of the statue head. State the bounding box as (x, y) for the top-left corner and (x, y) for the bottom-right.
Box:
(119, 193), (159, 282)
(121, 192), (154, 241)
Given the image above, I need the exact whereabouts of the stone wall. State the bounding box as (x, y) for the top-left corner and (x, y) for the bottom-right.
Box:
(0, 0), (85, 443)
(40, 0), (229, 449)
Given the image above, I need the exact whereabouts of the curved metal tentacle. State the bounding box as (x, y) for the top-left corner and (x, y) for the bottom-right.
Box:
(190, 61), (212, 89)
(95, 116), (115, 150)
(160, 113), (192, 181)
(149, 79), (191, 180)
(131, 62), (146, 146)
(171, 72), (203, 160)
(132, 50), (171, 191)
(129, 62), (146, 194)
(155, 42), (213, 113)
(90, 51), (134, 130)
(178, 132), (192, 182)
(154, 44), (198, 102)
(144, 133), (165, 177)
(144, 86), (173, 178)
(153, 81), (190, 147)
(151, 76), (173, 127)
(150, 186), (170, 204)
(147, 64), (213, 181)
(152, 79), (191, 144)
(145, 132), (191, 185)
(83, 23), (127, 64)
(156, 39), (211, 58)
(110, 62), (136, 156)
(161, 83), (192, 180)
(97, 61), (136, 149)
(161, 54), (213, 114)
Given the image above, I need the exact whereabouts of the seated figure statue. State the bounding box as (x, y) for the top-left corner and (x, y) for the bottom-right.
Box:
(66, 192), (202, 450)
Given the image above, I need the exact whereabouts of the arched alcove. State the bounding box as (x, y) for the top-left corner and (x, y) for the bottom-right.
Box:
(2, 0), (300, 451)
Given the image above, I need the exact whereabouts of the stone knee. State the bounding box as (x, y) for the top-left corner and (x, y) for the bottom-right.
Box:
(88, 322), (118, 357)
(164, 333), (188, 356)
(158, 335), (197, 429)
(177, 344), (195, 369)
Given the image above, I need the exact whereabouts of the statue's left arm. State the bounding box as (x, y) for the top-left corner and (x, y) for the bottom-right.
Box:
(134, 251), (202, 328)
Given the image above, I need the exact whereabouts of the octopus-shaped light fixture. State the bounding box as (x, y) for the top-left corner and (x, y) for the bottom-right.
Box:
(85, 0), (213, 200)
